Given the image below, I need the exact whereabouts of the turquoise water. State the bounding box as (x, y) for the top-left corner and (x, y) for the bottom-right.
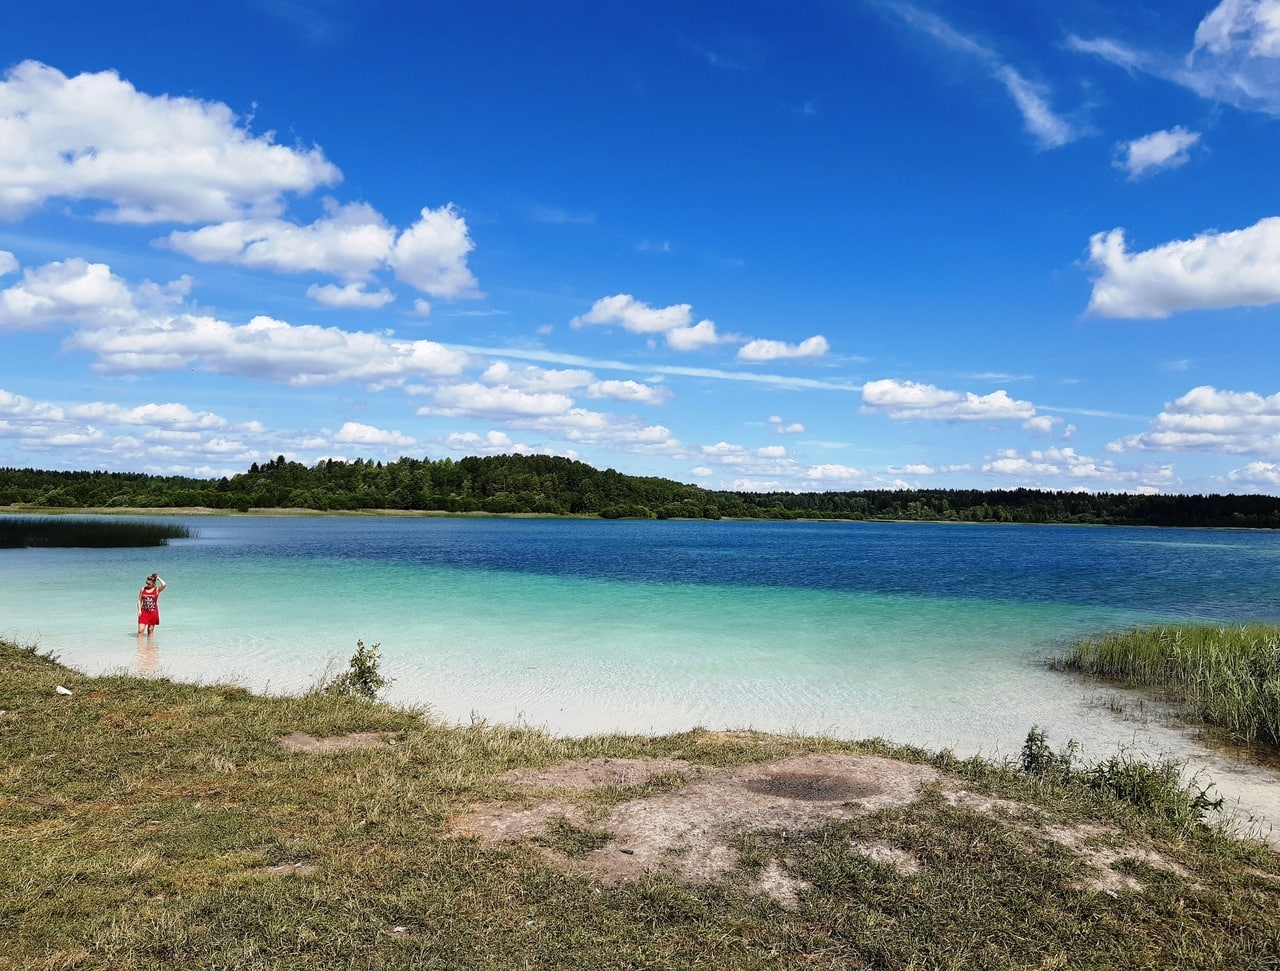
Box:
(4, 515), (1280, 831)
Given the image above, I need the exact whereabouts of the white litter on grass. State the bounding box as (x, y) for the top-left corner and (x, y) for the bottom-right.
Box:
(55, 685), (73, 696)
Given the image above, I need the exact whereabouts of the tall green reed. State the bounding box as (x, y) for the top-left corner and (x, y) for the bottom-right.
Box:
(1056, 624), (1280, 748)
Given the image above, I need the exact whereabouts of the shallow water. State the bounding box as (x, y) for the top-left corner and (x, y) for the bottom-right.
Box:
(4, 515), (1279, 837)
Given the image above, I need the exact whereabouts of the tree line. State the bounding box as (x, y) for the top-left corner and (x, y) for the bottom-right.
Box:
(2, 454), (1279, 528)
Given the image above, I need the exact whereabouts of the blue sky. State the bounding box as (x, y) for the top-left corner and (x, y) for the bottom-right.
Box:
(2, 1), (1280, 494)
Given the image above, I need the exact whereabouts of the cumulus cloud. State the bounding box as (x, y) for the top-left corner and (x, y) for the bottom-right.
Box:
(888, 4), (1085, 147)
(517, 412), (682, 457)
(1070, 0), (1280, 117)
(697, 440), (801, 480)
(167, 200), (395, 277)
(805, 463), (866, 481)
(168, 201), (479, 299)
(585, 379), (672, 405)
(333, 421), (415, 446)
(66, 400), (227, 430)
(860, 378), (1036, 421)
(1115, 127), (1201, 179)
(1108, 385), (1280, 455)
(665, 319), (722, 351)
(420, 382), (574, 419)
(983, 446), (1177, 489)
(389, 204), (480, 298)
(1226, 460), (1280, 488)
(0, 60), (339, 222)
(571, 293), (721, 351)
(1023, 415), (1070, 437)
(0, 386), (277, 474)
(307, 282), (395, 308)
(0, 251), (16, 276)
(736, 335), (829, 362)
(0, 258), (142, 330)
(1086, 218), (1280, 318)
(69, 311), (468, 386)
(768, 416), (806, 434)
(479, 361), (592, 392)
(0, 257), (469, 386)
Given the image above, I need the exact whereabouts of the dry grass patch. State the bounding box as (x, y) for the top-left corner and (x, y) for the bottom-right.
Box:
(278, 731), (396, 753)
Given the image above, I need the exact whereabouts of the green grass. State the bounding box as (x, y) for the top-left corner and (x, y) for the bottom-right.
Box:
(3, 638), (1278, 970)
(0, 516), (193, 548)
(1055, 624), (1280, 749)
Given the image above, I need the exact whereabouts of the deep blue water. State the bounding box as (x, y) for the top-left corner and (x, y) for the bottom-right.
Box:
(2, 516), (1278, 766)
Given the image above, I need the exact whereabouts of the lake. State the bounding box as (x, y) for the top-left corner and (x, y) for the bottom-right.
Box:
(4, 515), (1279, 835)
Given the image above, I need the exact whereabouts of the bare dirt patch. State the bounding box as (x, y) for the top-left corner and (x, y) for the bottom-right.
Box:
(500, 756), (698, 789)
(454, 753), (942, 903)
(278, 731), (393, 753)
(452, 753), (1195, 904)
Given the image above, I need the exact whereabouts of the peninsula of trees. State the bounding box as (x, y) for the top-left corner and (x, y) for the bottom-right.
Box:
(3, 454), (1279, 528)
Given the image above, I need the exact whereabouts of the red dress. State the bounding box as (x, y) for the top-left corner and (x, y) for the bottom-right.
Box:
(138, 587), (161, 627)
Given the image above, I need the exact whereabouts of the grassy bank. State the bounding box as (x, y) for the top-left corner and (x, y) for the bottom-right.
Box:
(3, 639), (1278, 970)
(1055, 624), (1280, 750)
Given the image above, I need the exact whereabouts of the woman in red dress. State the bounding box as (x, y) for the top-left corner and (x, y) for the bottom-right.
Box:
(137, 573), (167, 636)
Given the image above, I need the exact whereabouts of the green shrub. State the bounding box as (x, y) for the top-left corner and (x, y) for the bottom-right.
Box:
(325, 639), (390, 699)
(1017, 727), (1222, 828)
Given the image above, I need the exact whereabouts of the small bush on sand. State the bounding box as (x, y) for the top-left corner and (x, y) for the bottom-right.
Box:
(324, 639), (390, 699)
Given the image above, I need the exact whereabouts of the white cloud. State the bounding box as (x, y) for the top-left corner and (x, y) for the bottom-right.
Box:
(888, 4), (1084, 148)
(307, 282), (395, 308)
(665, 319), (722, 351)
(993, 66), (1079, 149)
(0, 258), (140, 330)
(420, 382), (574, 418)
(480, 361), (593, 392)
(861, 378), (1036, 421)
(168, 201), (479, 300)
(333, 421), (415, 446)
(1086, 218), (1280, 318)
(1108, 385), (1280, 455)
(0, 386), (280, 474)
(585, 379), (672, 405)
(983, 446), (1177, 489)
(1114, 127), (1201, 179)
(0, 251), (16, 276)
(1023, 415), (1066, 436)
(1226, 460), (1280, 487)
(805, 463), (866, 481)
(390, 204), (480, 298)
(69, 311), (469, 386)
(411, 299), (432, 317)
(571, 293), (721, 351)
(736, 335), (829, 362)
(1194, 0), (1280, 58)
(167, 201), (395, 278)
(767, 416), (806, 434)
(67, 400), (227, 430)
(888, 463), (935, 475)
(0, 60), (339, 223)
(0, 259), (469, 387)
(1070, 1), (1280, 117)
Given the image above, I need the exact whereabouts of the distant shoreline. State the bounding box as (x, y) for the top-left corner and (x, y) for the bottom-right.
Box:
(0, 504), (1266, 531)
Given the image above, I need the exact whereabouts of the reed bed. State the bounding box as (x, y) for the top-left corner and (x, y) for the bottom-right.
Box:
(0, 515), (192, 548)
(1056, 624), (1280, 749)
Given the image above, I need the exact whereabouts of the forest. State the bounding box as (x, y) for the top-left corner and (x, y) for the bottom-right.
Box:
(2, 454), (1279, 528)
